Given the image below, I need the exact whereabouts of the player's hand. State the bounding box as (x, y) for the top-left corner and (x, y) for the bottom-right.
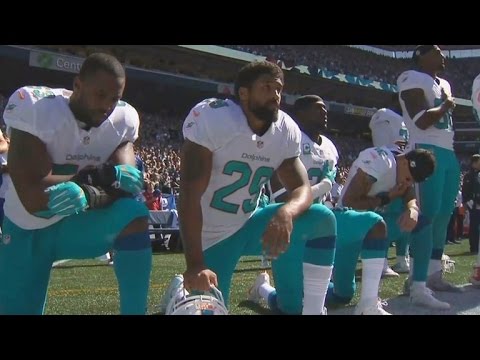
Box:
(104, 164), (143, 194)
(322, 162), (337, 183)
(183, 267), (218, 292)
(441, 88), (456, 111)
(397, 207), (419, 232)
(45, 181), (88, 216)
(262, 206), (293, 259)
(388, 182), (409, 200)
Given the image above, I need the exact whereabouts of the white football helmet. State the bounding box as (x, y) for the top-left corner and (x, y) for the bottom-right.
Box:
(165, 285), (229, 315)
(442, 254), (455, 274)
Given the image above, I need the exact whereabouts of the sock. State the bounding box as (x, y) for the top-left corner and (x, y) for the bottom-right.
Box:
(113, 231), (152, 315)
(428, 259), (442, 276)
(302, 263), (332, 315)
(411, 281), (427, 293)
(259, 282), (275, 301)
(359, 258), (384, 306)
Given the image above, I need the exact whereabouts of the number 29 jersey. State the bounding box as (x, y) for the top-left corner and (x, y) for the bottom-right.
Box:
(182, 98), (301, 250)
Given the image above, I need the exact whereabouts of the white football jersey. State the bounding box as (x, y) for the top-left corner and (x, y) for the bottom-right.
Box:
(183, 98), (301, 250)
(338, 146), (397, 210)
(3, 86), (140, 230)
(471, 73), (480, 122)
(369, 108), (409, 148)
(397, 70), (453, 150)
(269, 132), (338, 203)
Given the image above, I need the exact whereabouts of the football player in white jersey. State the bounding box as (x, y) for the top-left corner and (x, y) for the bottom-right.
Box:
(250, 95), (392, 315)
(0, 53), (150, 315)
(338, 146), (449, 309)
(397, 45), (462, 295)
(468, 75), (480, 284)
(370, 93), (411, 276)
(173, 62), (336, 315)
(471, 73), (480, 124)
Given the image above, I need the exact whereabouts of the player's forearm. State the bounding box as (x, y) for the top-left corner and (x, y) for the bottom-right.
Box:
(281, 183), (313, 220)
(415, 103), (451, 130)
(178, 191), (205, 269)
(403, 187), (418, 210)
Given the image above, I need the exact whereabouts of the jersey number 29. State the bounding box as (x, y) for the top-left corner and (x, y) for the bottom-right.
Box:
(211, 160), (274, 214)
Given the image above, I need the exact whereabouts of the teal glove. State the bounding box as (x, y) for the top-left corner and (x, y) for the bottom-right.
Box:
(45, 182), (88, 216)
(322, 162), (337, 183)
(111, 164), (144, 194)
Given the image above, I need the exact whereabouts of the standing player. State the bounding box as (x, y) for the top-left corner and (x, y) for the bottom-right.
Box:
(0, 53), (150, 315)
(468, 74), (480, 284)
(170, 62), (337, 315)
(370, 93), (411, 275)
(251, 95), (391, 315)
(397, 45), (462, 294)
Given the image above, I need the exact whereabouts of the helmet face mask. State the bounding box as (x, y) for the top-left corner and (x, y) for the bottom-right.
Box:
(165, 285), (229, 315)
(442, 254), (455, 274)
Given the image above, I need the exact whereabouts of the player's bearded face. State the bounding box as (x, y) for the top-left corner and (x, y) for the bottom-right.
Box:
(249, 98), (279, 124)
(74, 73), (125, 127)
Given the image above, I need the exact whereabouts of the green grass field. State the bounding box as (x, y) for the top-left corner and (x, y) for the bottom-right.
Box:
(45, 239), (477, 315)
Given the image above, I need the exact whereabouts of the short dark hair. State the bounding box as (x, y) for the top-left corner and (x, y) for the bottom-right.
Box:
(405, 148), (436, 182)
(293, 95), (324, 114)
(471, 154), (480, 165)
(412, 45), (437, 64)
(79, 53), (125, 81)
(234, 61), (283, 98)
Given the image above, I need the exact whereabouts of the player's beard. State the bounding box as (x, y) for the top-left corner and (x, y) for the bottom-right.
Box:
(69, 98), (99, 128)
(249, 102), (279, 124)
